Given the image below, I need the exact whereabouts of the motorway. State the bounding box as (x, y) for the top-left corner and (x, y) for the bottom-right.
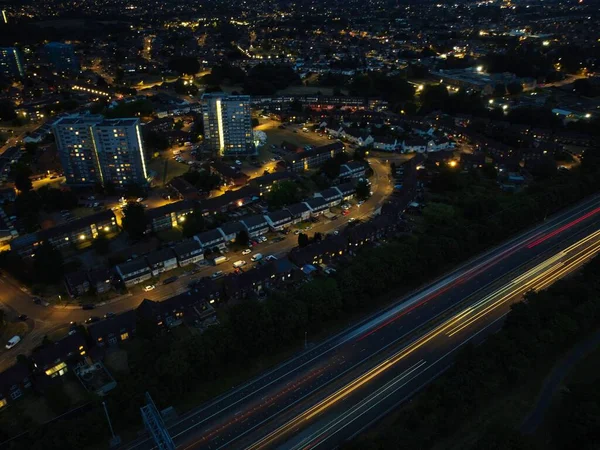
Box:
(0, 155), (393, 371)
(119, 195), (600, 450)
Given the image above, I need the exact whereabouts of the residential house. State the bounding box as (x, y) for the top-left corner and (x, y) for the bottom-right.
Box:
(338, 162), (366, 180)
(342, 128), (374, 147)
(336, 182), (356, 200)
(224, 257), (297, 300)
(285, 142), (345, 172)
(241, 214), (270, 238)
(402, 137), (428, 153)
(0, 363), (32, 409)
(173, 238), (204, 267)
(64, 270), (90, 296)
(146, 248), (178, 276)
(31, 332), (87, 381)
(88, 268), (113, 294)
(316, 188), (343, 207)
(372, 136), (400, 152)
(195, 228), (226, 250)
(286, 202), (311, 223)
(218, 221), (245, 244)
(116, 257), (152, 287)
(11, 210), (118, 257)
(168, 176), (201, 200)
(345, 215), (398, 251)
(137, 289), (215, 328)
(146, 200), (195, 233)
(250, 171), (295, 196)
(288, 236), (347, 267)
(304, 197), (330, 217)
(210, 162), (249, 187)
(88, 310), (136, 347)
(197, 186), (259, 215)
(265, 210), (294, 231)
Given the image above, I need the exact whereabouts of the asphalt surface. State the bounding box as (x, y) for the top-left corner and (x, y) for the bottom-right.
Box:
(0, 156), (393, 371)
(118, 195), (600, 450)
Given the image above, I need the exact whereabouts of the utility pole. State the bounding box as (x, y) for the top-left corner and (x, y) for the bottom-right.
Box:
(102, 401), (121, 447)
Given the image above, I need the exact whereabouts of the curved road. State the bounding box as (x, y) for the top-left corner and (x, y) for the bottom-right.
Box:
(0, 156), (393, 371)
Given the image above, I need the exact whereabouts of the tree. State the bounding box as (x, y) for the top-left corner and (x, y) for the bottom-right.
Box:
(92, 235), (111, 255)
(33, 242), (64, 283)
(24, 142), (38, 156)
(0, 99), (16, 121)
(168, 56), (200, 76)
(122, 203), (148, 240)
(356, 179), (371, 200)
(251, 118), (259, 127)
(266, 181), (301, 209)
(181, 211), (206, 238)
(493, 83), (506, 97)
(236, 230), (249, 246)
(13, 164), (32, 192)
(298, 233), (309, 248)
(313, 232), (323, 242)
(507, 82), (523, 96)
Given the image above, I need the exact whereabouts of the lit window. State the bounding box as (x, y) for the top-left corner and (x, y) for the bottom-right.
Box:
(0, 398), (6, 409)
(121, 332), (129, 340)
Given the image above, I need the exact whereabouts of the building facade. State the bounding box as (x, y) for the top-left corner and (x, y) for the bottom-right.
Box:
(201, 93), (255, 157)
(53, 115), (148, 187)
(0, 47), (24, 78)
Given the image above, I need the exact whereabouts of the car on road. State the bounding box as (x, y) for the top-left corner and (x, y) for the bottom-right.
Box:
(357, 201), (365, 206)
(333, 230), (339, 235)
(104, 312), (115, 319)
(211, 271), (224, 279)
(18, 314), (28, 321)
(163, 276), (178, 285)
(348, 218), (357, 223)
(233, 260), (247, 268)
(85, 316), (100, 324)
(5, 336), (20, 350)
(143, 285), (155, 292)
(265, 255), (277, 261)
(242, 249), (252, 255)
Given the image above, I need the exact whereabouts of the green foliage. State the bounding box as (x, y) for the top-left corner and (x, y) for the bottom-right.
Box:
(266, 180), (301, 209)
(181, 210), (206, 238)
(33, 242), (64, 283)
(121, 202), (148, 240)
(243, 64), (301, 95)
(105, 99), (154, 118)
(12, 163), (32, 192)
(298, 233), (309, 248)
(356, 179), (370, 200)
(168, 56), (200, 75)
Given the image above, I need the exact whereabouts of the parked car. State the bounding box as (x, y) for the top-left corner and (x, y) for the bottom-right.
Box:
(85, 316), (100, 324)
(242, 249), (252, 255)
(163, 276), (178, 285)
(265, 255), (277, 261)
(18, 314), (28, 321)
(211, 271), (224, 279)
(104, 312), (115, 319)
(5, 336), (20, 350)
(143, 285), (156, 292)
(69, 321), (78, 335)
